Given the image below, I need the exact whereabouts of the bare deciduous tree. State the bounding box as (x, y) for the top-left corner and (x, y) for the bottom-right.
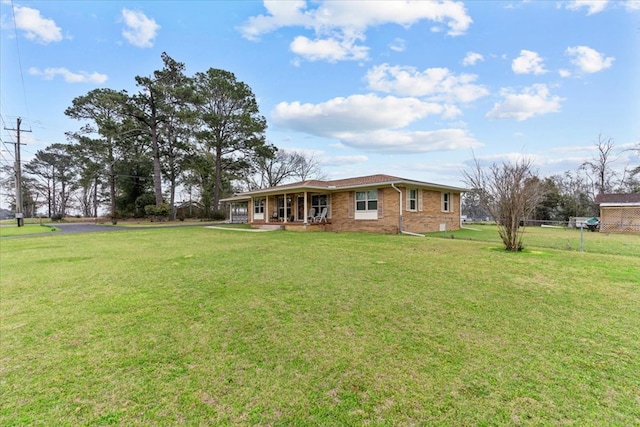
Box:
(290, 151), (326, 181)
(463, 157), (546, 251)
(240, 149), (326, 190)
(620, 141), (640, 193)
(581, 135), (617, 197)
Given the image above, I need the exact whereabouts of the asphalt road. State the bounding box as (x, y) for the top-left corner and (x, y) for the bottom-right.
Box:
(2, 222), (219, 238)
(53, 223), (137, 234)
(54, 222), (222, 234)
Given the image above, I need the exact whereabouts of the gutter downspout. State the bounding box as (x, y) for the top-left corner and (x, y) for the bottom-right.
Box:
(391, 183), (403, 234)
(459, 192), (463, 229)
(391, 183), (425, 237)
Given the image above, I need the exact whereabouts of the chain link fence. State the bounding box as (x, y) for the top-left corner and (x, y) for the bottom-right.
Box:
(430, 219), (640, 256)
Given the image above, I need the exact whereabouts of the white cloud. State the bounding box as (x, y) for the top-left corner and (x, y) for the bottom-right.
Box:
(28, 67), (108, 84)
(239, 0), (311, 41)
(240, 1), (472, 62)
(462, 51), (484, 66)
(365, 64), (489, 104)
(241, 1), (472, 38)
(625, 1), (640, 11)
(565, 0), (609, 15)
(389, 38), (406, 53)
(121, 9), (160, 48)
(272, 94), (446, 135)
(511, 50), (547, 74)
(558, 69), (571, 78)
(465, 152), (545, 169)
(549, 145), (597, 154)
(566, 45), (614, 73)
(322, 155), (369, 166)
(271, 93), (479, 153)
(13, 5), (62, 44)
(486, 84), (564, 121)
(335, 129), (482, 154)
(290, 35), (368, 62)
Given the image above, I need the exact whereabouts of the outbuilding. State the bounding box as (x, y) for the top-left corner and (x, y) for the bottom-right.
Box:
(594, 193), (640, 233)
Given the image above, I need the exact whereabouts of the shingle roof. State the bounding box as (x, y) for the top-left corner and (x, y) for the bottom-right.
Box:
(220, 174), (467, 202)
(594, 193), (640, 204)
(273, 174), (465, 190)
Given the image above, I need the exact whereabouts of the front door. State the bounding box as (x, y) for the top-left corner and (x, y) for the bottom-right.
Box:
(278, 197), (291, 221)
(297, 196), (305, 221)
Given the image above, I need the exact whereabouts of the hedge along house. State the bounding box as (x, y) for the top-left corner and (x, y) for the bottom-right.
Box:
(220, 174), (466, 234)
(594, 193), (640, 233)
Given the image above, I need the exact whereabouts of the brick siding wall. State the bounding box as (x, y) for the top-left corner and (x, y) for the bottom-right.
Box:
(403, 190), (461, 233)
(327, 188), (461, 234)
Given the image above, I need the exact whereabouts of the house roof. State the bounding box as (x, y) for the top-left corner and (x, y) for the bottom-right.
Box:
(594, 193), (640, 205)
(221, 174), (467, 202)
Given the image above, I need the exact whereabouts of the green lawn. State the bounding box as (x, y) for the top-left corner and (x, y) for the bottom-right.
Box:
(0, 224), (57, 237)
(1, 228), (639, 425)
(429, 223), (640, 257)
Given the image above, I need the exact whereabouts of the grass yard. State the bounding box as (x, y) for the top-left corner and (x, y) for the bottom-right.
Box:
(429, 223), (640, 257)
(1, 228), (639, 425)
(0, 224), (57, 237)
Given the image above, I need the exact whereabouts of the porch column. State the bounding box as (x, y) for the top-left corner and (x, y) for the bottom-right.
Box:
(265, 197), (269, 223)
(228, 203), (232, 223)
(303, 191), (309, 225)
(283, 193), (287, 223)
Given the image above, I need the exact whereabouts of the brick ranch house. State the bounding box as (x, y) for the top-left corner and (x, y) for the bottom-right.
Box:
(594, 193), (640, 233)
(220, 174), (466, 234)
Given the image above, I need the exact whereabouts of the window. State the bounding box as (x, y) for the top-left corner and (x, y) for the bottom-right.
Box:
(254, 198), (264, 214)
(311, 194), (328, 216)
(354, 190), (378, 220)
(356, 190), (377, 211)
(278, 197), (291, 220)
(408, 189), (417, 211)
(442, 192), (452, 212)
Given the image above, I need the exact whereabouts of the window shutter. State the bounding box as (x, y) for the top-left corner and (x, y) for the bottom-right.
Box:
(418, 189), (423, 212)
(327, 194), (331, 219)
(378, 188), (384, 218)
(405, 189), (411, 211)
(348, 192), (354, 219)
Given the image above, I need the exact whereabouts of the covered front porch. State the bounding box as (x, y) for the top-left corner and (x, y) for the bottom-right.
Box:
(253, 192), (330, 225)
(225, 190), (331, 229)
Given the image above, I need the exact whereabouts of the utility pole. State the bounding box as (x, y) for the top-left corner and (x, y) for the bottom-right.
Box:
(4, 118), (30, 227)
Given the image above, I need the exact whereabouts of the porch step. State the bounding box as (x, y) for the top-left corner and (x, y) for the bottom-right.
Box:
(258, 224), (284, 231)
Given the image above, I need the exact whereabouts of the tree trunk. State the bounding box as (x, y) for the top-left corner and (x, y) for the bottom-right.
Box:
(214, 144), (222, 212)
(93, 176), (99, 218)
(109, 163), (117, 224)
(47, 182), (52, 218)
(151, 122), (163, 207)
(169, 175), (176, 221)
(52, 173), (57, 216)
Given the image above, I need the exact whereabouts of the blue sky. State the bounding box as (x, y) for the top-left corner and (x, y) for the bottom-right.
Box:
(1, 0), (639, 192)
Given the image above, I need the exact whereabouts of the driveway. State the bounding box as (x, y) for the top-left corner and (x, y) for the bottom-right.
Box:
(54, 223), (136, 234)
(2, 222), (221, 238)
(54, 222), (224, 234)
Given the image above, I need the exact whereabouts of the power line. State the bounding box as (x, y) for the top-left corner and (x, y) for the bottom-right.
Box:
(9, 0), (32, 120)
(1, 144), (16, 161)
(4, 117), (30, 226)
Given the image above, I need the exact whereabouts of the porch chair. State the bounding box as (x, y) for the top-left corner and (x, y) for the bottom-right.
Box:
(314, 207), (328, 223)
(307, 208), (316, 223)
(271, 210), (279, 222)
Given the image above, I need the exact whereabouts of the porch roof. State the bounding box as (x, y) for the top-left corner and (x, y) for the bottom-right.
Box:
(220, 174), (467, 202)
(595, 193), (640, 206)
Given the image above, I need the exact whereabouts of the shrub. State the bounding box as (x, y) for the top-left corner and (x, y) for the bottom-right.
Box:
(211, 210), (226, 221)
(144, 203), (171, 221)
